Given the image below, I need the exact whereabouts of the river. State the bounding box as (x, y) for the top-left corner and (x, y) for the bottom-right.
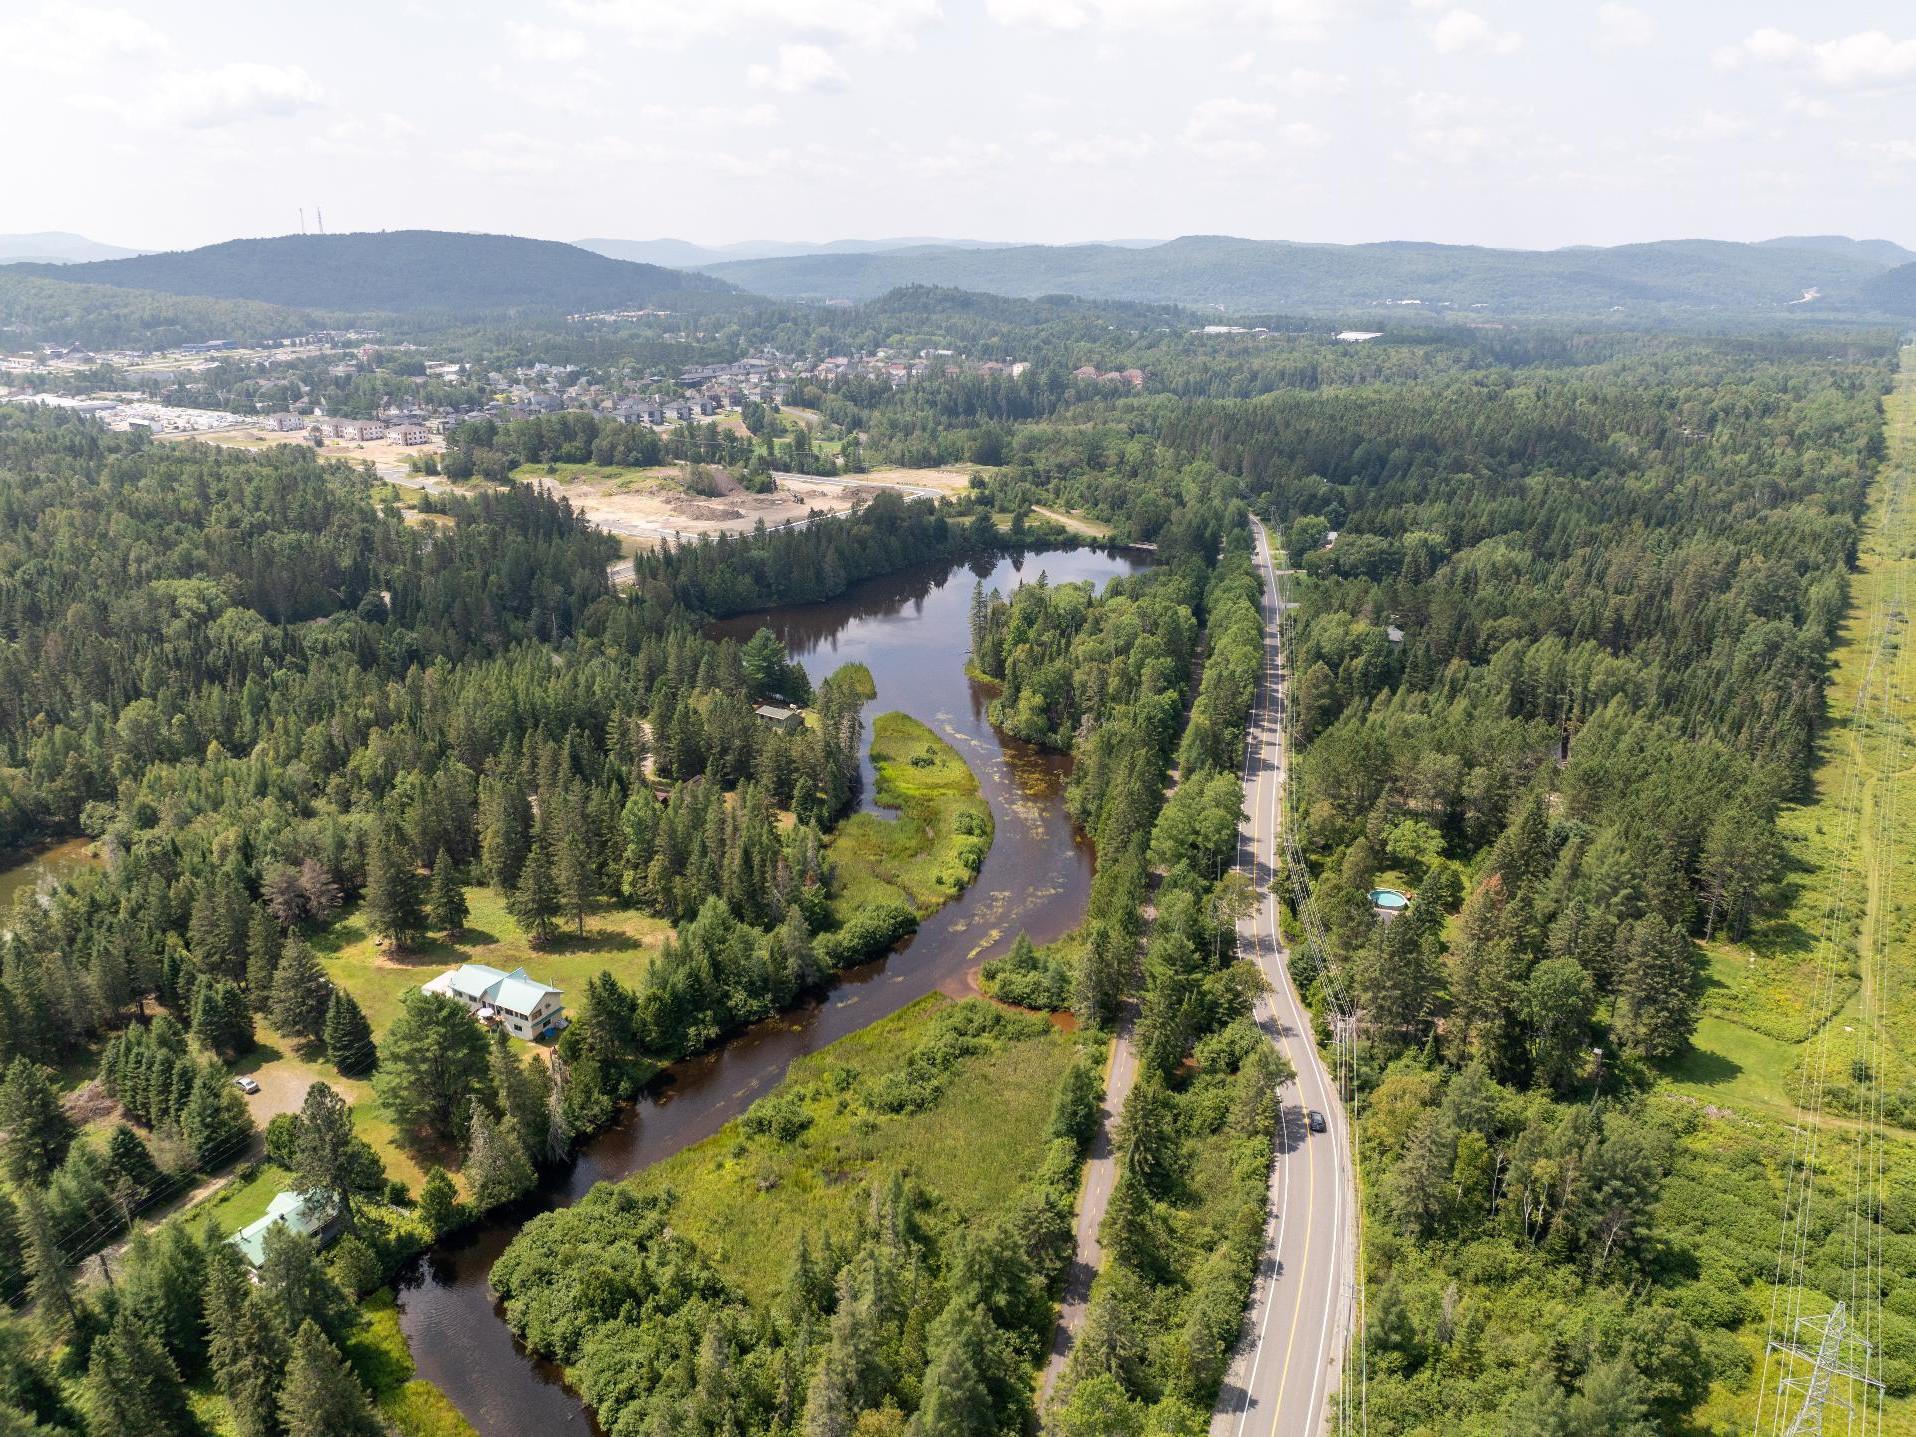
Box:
(394, 545), (1148, 1435)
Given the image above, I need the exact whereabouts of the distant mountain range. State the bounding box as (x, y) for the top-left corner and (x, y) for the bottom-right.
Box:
(686, 234), (1916, 316)
(0, 232), (151, 265)
(574, 236), (1040, 268)
(6, 231), (734, 315)
(5, 229), (1912, 335)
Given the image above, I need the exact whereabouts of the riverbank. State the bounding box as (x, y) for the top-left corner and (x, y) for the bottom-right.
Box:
(491, 994), (1095, 1435)
(828, 711), (993, 920)
(393, 547), (1145, 1436)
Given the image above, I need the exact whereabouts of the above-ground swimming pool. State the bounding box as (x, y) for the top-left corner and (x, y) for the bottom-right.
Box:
(1369, 887), (1411, 912)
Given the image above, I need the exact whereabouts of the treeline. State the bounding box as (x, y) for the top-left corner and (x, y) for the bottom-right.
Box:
(1048, 535), (1293, 1427)
(443, 410), (664, 480)
(496, 1000), (1099, 1437)
(1179, 339), (1903, 1428)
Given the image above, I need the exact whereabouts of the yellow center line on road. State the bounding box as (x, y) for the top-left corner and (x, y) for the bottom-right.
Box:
(1257, 569), (1319, 1437)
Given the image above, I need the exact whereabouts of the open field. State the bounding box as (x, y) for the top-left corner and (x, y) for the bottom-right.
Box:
(520, 463), (877, 541)
(827, 711), (993, 919)
(1652, 351), (1916, 1432)
(158, 423), (446, 472)
(1693, 352), (1916, 1106)
(578, 994), (1076, 1306)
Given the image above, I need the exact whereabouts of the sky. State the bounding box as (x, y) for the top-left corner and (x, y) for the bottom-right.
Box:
(3, 0), (1912, 254)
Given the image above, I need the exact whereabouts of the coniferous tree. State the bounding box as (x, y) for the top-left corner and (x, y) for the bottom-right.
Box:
(463, 1108), (536, 1211)
(205, 1240), (288, 1437)
(83, 1308), (195, 1437)
(555, 817), (593, 937)
(291, 1082), (385, 1233)
(244, 904), (281, 1008)
(257, 1227), (356, 1349)
(363, 831), (424, 953)
(279, 1320), (381, 1437)
(914, 1300), (1000, 1437)
(105, 1123), (161, 1219)
(18, 1190), (77, 1343)
(321, 988), (375, 1077)
(0, 1058), (75, 1185)
(426, 848), (468, 935)
(269, 937), (331, 1042)
(374, 990), (489, 1141)
(191, 976), (255, 1060)
(508, 831), (559, 946)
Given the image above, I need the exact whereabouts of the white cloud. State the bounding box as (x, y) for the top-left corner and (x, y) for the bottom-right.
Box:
(562, 0), (938, 50)
(1782, 92), (1836, 120)
(1395, 90), (1562, 167)
(902, 139), (1012, 180)
(1272, 66), (1352, 96)
(985, 0), (1331, 35)
(454, 132), (563, 177)
(152, 63), (325, 128)
(747, 44), (850, 94)
(1808, 30), (1916, 89)
(4, 4), (169, 75)
(1033, 131), (1161, 169)
(1594, 4), (1654, 52)
(1659, 107), (1748, 143)
(1181, 98), (1327, 170)
(1427, 9), (1523, 56)
(1185, 97), (1277, 138)
(504, 21), (588, 62)
(1714, 28), (1916, 90)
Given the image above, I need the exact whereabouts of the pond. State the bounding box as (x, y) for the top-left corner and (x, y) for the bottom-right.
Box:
(394, 545), (1149, 1436)
(0, 838), (99, 934)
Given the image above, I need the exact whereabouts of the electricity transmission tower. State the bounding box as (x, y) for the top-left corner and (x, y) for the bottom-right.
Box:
(1766, 1302), (1883, 1436)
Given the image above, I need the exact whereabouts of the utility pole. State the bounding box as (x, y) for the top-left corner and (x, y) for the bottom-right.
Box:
(1767, 1302), (1882, 1436)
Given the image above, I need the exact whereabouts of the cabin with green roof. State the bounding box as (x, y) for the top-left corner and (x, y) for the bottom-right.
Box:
(230, 1189), (342, 1268)
(421, 962), (565, 1040)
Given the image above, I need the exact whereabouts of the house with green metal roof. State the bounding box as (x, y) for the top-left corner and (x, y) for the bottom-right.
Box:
(230, 1189), (342, 1268)
(421, 962), (565, 1040)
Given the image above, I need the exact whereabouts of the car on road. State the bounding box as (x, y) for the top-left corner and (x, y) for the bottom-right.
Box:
(233, 1075), (260, 1095)
(1307, 1109), (1326, 1133)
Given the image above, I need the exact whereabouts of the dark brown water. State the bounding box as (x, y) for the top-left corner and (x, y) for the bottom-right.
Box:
(395, 546), (1148, 1436)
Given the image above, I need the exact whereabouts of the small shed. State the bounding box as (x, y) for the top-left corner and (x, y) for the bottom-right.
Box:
(755, 703), (803, 733)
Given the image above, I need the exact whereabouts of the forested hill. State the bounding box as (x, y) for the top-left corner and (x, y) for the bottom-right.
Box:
(698, 234), (1902, 316)
(1862, 260), (1916, 316)
(6, 231), (736, 315)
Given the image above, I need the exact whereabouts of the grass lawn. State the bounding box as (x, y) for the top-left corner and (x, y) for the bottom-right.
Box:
(827, 712), (993, 921)
(1661, 1014), (1806, 1121)
(311, 884), (669, 1038)
(620, 994), (1076, 1307)
(194, 1163), (291, 1235)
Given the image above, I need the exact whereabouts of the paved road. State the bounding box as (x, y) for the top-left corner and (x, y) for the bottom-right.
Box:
(1211, 521), (1356, 1437)
(1039, 1000), (1138, 1399)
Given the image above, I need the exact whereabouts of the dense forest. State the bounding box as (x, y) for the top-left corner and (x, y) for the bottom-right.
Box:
(0, 288), (1908, 1437)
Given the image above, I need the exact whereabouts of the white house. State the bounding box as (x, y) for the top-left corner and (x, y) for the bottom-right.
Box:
(422, 963), (564, 1040)
(388, 421), (430, 445)
(264, 412), (304, 431)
